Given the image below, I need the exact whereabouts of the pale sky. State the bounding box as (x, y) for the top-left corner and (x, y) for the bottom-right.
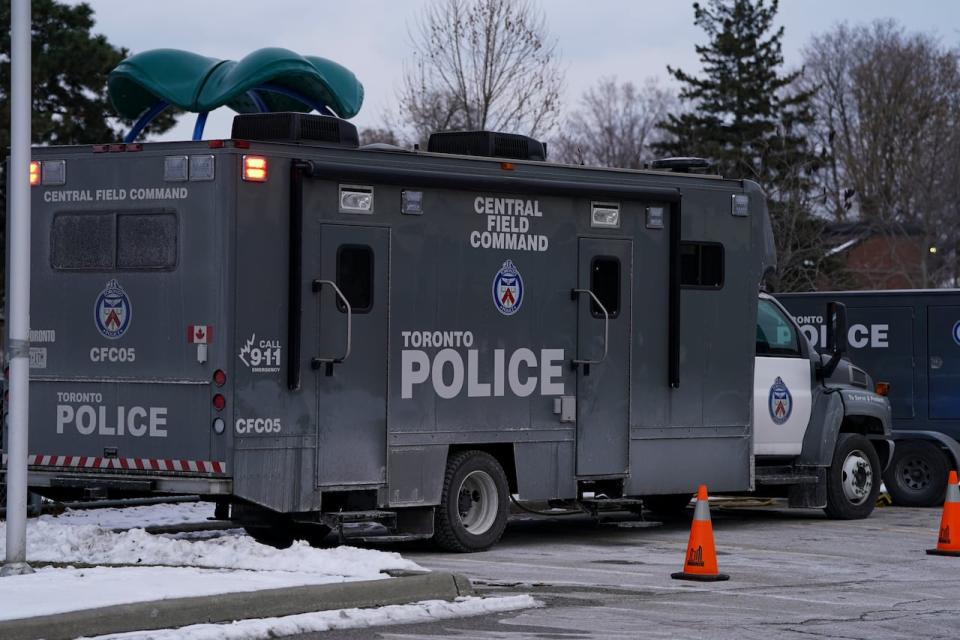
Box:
(69, 0), (960, 142)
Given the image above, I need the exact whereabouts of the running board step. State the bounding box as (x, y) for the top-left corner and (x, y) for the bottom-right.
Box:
(320, 510), (397, 528)
(579, 498), (644, 516)
(755, 465), (820, 485)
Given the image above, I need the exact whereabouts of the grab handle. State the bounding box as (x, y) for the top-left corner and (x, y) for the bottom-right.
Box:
(571, 288), (609, 366)
(311, 279), (352, 370)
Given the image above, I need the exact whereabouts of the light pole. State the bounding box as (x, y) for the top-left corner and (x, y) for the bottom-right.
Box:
(2, 0), (34, 577)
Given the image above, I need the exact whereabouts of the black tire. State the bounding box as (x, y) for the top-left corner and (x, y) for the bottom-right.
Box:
(824, 433), (882, 519)
(643, 494), (692, 517)
(434, 450), (509, 552)
(883, 441), (950, 507)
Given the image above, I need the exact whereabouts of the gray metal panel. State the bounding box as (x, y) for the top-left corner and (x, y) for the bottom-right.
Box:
(515, 441), (575, 500)
(576, 237), (631, 476)
(315, 224), (389, 486)
(626, 436), (751, 494)
(233, 441), (305, 511)
(232, 156), (308, 511)
(387, 446), (446, 506)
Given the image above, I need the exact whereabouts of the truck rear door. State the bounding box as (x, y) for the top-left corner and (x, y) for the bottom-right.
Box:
(18, 151), (229, 478)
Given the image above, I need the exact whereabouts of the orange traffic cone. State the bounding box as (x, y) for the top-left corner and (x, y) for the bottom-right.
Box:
(927, 470), (960, 557)
(671, 484), (729, 581)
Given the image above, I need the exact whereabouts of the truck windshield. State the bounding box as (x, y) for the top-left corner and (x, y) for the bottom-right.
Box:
(756, 299), (801, 357)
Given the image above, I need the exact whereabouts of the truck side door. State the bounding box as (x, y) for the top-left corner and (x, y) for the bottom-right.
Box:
(753, 298), (813, 456)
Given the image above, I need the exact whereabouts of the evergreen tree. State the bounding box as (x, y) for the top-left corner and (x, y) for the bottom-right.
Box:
(655, 0), (828, 291)
(0, 0), (177, 297)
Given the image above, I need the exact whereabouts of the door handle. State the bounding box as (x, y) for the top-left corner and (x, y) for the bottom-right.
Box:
(571, 288), (609, 367)
(311, 279), (352, 370)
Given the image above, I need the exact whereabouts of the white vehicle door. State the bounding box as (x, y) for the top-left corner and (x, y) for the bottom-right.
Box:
(753, 298), (814, 456)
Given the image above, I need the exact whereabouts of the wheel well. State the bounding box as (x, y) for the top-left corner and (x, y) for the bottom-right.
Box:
(448, 443), (517, 493)
(839, 415), (884, 436)
(840, 415), (890, 469)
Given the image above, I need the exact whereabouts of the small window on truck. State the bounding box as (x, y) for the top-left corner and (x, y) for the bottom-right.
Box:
(336, 245), (373, 313)
(590, 256), (620, 318)
(680, 242), (724, 288)
(51, 211), (178, 271)
(117, 213), (177, 269)
(756, 299), (801, 357)
(51, 213), (114, 270)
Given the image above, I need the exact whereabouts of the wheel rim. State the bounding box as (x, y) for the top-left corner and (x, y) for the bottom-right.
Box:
(898, 456), (931, 492)
(457, 470), (499, 535)
(841, 449), (873, 505)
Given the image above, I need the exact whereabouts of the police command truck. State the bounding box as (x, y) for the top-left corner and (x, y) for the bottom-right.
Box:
(1, 48), (892, 550)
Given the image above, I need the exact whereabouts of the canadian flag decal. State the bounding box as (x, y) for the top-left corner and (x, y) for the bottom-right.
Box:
(187, 325), (213, 344)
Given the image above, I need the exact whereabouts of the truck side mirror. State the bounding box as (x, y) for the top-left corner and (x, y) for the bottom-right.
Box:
(821, 301), (848, 377)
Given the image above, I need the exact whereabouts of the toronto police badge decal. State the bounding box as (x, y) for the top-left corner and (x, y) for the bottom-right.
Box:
(95, 279), (132, 339)
(768, 376), (792, 425)
(493, 260), (523, 316)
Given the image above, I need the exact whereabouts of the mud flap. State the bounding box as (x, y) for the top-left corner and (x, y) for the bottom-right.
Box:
(788, 467), (827, 508)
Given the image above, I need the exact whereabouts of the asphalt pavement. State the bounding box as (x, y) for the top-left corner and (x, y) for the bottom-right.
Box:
(303, 501), (959, 639)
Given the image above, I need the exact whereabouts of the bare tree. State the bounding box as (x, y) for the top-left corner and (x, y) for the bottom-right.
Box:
(803, 21), (960, 287)
(398, 0), (564, 146)
(553, 77), (676, 168)
(358, 127), (401, 147)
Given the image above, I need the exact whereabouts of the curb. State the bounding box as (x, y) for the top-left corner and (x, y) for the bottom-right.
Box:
(0, 571), (474, 640)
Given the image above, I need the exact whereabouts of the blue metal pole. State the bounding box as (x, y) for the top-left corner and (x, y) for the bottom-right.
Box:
(124, 100), (170, 143)
(192, 112), (209, 141)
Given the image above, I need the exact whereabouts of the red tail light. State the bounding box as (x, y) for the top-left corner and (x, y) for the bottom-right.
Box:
(213, 369), (226, 387)
(212, 394), (226, 411)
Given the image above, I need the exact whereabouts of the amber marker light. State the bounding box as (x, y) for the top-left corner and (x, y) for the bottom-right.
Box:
(29, 161), (40, 186)
(875, 382), (890, 396)
(242, 155), (268, 182)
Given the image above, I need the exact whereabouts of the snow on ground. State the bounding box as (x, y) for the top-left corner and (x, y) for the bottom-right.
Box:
(0, 565), (365, 622)
(85, 595), (542, 640)
(38, 501), (216, 529)
(0, 519), (422, 576)
(0, 503), (427, 623)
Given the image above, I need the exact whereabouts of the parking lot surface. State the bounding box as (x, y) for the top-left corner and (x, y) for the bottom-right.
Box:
(309, 502), (958, 639)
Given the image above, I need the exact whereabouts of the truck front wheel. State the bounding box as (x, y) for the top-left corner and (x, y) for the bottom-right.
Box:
(883, 441), (949, 507)
(434, 450), (509, 552)
(824, 434), (881, 519)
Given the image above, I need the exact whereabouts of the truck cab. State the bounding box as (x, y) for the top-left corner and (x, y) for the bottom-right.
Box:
(752, 293), (893, 518)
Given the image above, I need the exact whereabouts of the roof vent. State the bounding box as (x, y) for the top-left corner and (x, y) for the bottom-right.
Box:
(649, 157), (710, 173)
(231, 112), (358, 148)
(428, 130), (546, 161)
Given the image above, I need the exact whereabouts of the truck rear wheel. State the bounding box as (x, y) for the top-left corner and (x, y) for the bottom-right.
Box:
(824, 434), (881, 519)
(883, 441), (949, 507)
(434, 450), (509, 552)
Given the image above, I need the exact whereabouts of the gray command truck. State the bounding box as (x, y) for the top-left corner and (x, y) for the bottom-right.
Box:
(3, 111), (891, 551)
(779, 290), (960, 507)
